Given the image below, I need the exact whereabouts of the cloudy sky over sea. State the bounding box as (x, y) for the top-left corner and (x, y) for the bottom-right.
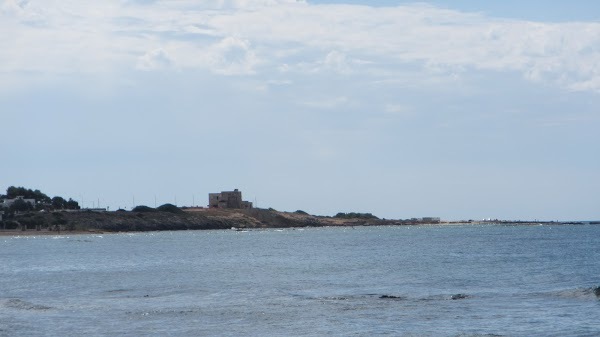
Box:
(2, 0), (599, 221)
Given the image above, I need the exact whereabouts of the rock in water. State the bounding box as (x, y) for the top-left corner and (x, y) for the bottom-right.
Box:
(451, 294), (469, 300)
(379, 295), (403, 299)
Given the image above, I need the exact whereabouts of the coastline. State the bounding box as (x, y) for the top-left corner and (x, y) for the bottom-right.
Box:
(2, 207), (596, 237)
(0, 229), (105, 237)
(0, 222), (592, 238)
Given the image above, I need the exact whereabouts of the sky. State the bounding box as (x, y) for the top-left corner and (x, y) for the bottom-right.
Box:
(1, 0), (599, 221)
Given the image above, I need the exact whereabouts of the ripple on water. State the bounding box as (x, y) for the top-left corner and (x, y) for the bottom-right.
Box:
(2, 299), (52, 311)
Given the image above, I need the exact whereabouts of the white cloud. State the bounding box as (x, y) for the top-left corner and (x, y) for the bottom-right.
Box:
(136, 48), (173, 70)
(1, 0), (26, 15)
(1, 0), (600, 92)
(207, 37), (259, 75)
(300, 96), (350, 109)
(384, 104), (413, 117)
(323, 51), (349, 74)
(277, 50), (355, 74)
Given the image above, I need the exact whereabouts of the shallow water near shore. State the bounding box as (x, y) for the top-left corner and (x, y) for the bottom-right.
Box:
(1, 224), (599, 336)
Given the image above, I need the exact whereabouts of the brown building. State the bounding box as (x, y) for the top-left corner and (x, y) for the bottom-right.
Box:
(208, 189), (253, 209)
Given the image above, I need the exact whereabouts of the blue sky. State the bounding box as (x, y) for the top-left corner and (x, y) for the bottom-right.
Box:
(1, 0), (599, 221)
(314, 0), (600, 21)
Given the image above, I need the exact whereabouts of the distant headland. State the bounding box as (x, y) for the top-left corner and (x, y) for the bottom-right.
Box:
(0, 186), (596, 235)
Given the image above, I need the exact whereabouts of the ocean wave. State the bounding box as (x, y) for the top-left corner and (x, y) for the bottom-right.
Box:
(302, 293), (472, 302)
(2, 299), (52, 311)
(538, 286), (600, 300)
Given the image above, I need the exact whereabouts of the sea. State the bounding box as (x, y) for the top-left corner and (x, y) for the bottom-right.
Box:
(1, 224), (599, 336)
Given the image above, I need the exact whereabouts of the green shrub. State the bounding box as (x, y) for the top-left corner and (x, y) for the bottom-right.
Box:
(132, 205), (156, 213)
(334, 212), (379, 220)
(157, 203), (183, 214)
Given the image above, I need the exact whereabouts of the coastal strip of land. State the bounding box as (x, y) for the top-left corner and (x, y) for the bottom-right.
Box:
(1, 207), (594, 236)
(0, 208), (401, 235)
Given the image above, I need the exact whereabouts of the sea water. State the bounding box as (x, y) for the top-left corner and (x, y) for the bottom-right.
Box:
(1, 224), (599, 336)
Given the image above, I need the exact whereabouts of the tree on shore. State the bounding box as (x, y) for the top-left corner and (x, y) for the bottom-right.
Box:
(1, 186), (79, 213)
(65, 198), (80, 210)
(9, 198), (34, 213)
(1, 199), (34, 219)
(4, 186), (51, 203)
(52, 196), (67, 209)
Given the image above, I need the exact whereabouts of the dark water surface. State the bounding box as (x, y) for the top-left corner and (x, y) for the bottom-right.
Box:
(1, 225), (599, 336)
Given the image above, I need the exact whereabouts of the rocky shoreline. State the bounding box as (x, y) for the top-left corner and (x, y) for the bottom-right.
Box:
(1, 208), (594, 236)
(0, 208), (397, 234)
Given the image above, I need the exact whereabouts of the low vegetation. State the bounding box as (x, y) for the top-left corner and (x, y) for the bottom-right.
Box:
(334, 212), (379, 220)
(131, 205), (157, 213)
(156, 203), (184, 214)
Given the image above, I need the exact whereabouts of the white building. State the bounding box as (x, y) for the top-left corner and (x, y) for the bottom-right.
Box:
(0, 196), (36, 209)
